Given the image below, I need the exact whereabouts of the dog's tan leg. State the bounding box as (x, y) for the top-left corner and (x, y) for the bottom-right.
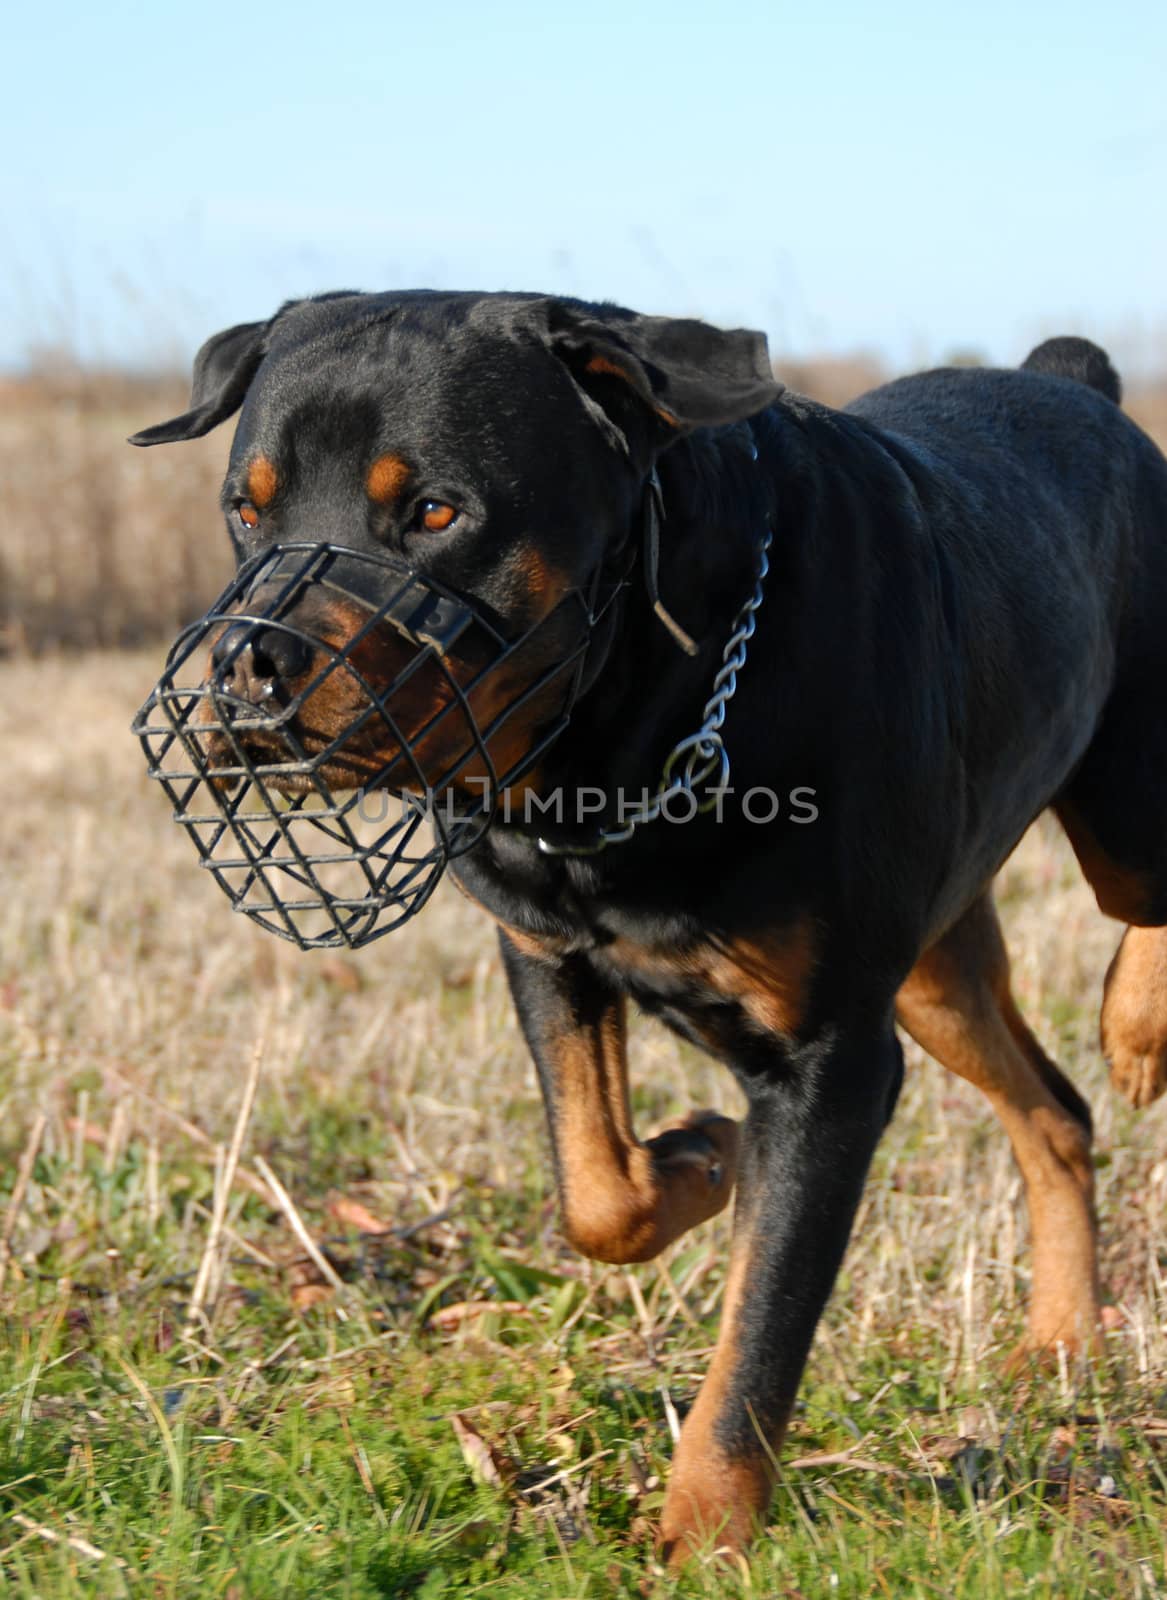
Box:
(659, 1021), (904, 1567)
(658, 1236), (771, 1564)
(499, 931), (739, 1263)
(1101, 926), (1167, 1108)
(1049, 790), (1167, 1106)
(896, 894), (1100, 1352)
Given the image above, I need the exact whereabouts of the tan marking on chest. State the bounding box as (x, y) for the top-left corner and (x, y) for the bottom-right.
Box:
(499, 924), (570, 962)
(606, 920), (817, 1037)
(1055, 796), (1155, 924)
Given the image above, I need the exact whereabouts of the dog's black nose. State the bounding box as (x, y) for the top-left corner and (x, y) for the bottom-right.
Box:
(249, 627), (313, 682)
(212, 625), (312, 693)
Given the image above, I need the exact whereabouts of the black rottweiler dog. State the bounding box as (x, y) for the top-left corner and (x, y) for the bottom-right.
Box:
(133, 293), (1167, 1564)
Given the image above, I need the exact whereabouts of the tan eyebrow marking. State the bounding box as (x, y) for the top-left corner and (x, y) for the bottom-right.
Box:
(366, 453), (412, 505)
(246, 455), (279, 507)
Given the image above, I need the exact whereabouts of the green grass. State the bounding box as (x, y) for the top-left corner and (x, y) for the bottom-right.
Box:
(3, 1133), (1167, 1598)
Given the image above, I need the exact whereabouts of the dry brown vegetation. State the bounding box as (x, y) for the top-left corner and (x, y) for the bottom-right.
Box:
(2, 360), (1165, 656)
(3, 651), (1167, 1355)
(3, 362), (1167, 1592)
(0, 373), (231, 655)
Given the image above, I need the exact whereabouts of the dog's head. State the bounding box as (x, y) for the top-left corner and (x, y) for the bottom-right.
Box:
(132, 291), (780, 795)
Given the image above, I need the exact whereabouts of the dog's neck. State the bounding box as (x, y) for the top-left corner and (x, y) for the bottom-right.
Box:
(644, 420), (777, 651)
(514, 415), (793, 844)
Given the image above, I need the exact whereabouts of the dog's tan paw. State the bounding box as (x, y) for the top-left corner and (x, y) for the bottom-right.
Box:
(1101, 927), (1167, 1109)
(646, 1110), (740, 1197)
(1108, 1044), (1167, 1109)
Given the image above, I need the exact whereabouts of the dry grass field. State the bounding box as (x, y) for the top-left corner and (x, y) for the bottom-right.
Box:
(2, 363), (1167, 1595)
(2, 361), (1165, 655)
(0, 373), (231, 655)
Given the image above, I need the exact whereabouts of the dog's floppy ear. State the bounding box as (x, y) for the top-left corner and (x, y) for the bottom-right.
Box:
(128, 319), (270, 447)
(538, 300), (782, 456)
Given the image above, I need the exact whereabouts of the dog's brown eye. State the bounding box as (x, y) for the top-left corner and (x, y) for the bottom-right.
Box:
(419, 500), (458, 533)
(237, 503), (259, 529)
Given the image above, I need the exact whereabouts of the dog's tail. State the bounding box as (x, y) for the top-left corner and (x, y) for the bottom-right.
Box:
(1020, 336), (1122, 405)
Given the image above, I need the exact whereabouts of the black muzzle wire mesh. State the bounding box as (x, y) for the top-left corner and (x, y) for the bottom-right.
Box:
(132, 542), (599, 950)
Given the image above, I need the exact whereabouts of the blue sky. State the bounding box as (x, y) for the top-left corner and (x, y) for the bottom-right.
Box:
(3, 0), (1165, 374)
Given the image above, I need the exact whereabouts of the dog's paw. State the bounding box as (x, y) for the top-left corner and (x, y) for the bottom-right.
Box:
(1101, 928), (1167, 1109)
(1006, 1326), (1101, 1374)
(1107, 1044), (1167, 1109)
(645, 1111), (740, 1196)
(1007, 1295), (1104, 1370)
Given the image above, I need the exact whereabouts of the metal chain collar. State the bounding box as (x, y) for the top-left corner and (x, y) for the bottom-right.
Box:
(537, 437), (772, 856)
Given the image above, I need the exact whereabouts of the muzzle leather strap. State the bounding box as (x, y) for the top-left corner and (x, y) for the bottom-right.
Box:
(262, 548), (488, 655)
(373, 585), (478, 654)
(643, 469), (701, 658)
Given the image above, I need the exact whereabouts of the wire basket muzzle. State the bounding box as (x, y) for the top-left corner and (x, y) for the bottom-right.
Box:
(132, 543), (590, 949)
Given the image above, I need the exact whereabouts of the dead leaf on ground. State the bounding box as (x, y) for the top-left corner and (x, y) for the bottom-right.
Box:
(958, 1406), (992, 1440)
(326, 1193), (394, 1235)
(622, 1447), (659, 1500)
(64, 1118), (107, 1148)
(450, 1411), (515, 1489)
(290, 1283), (335, 1312)
(1048, 1424), (1077, 1458)
(1134, 1414), (1167, 1435)
(429, 1300), (530, 1331)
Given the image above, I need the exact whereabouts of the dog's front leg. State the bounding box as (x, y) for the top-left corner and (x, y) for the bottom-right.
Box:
(659, 1023), (904, 1566)
(499, 930), (739, 1264)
